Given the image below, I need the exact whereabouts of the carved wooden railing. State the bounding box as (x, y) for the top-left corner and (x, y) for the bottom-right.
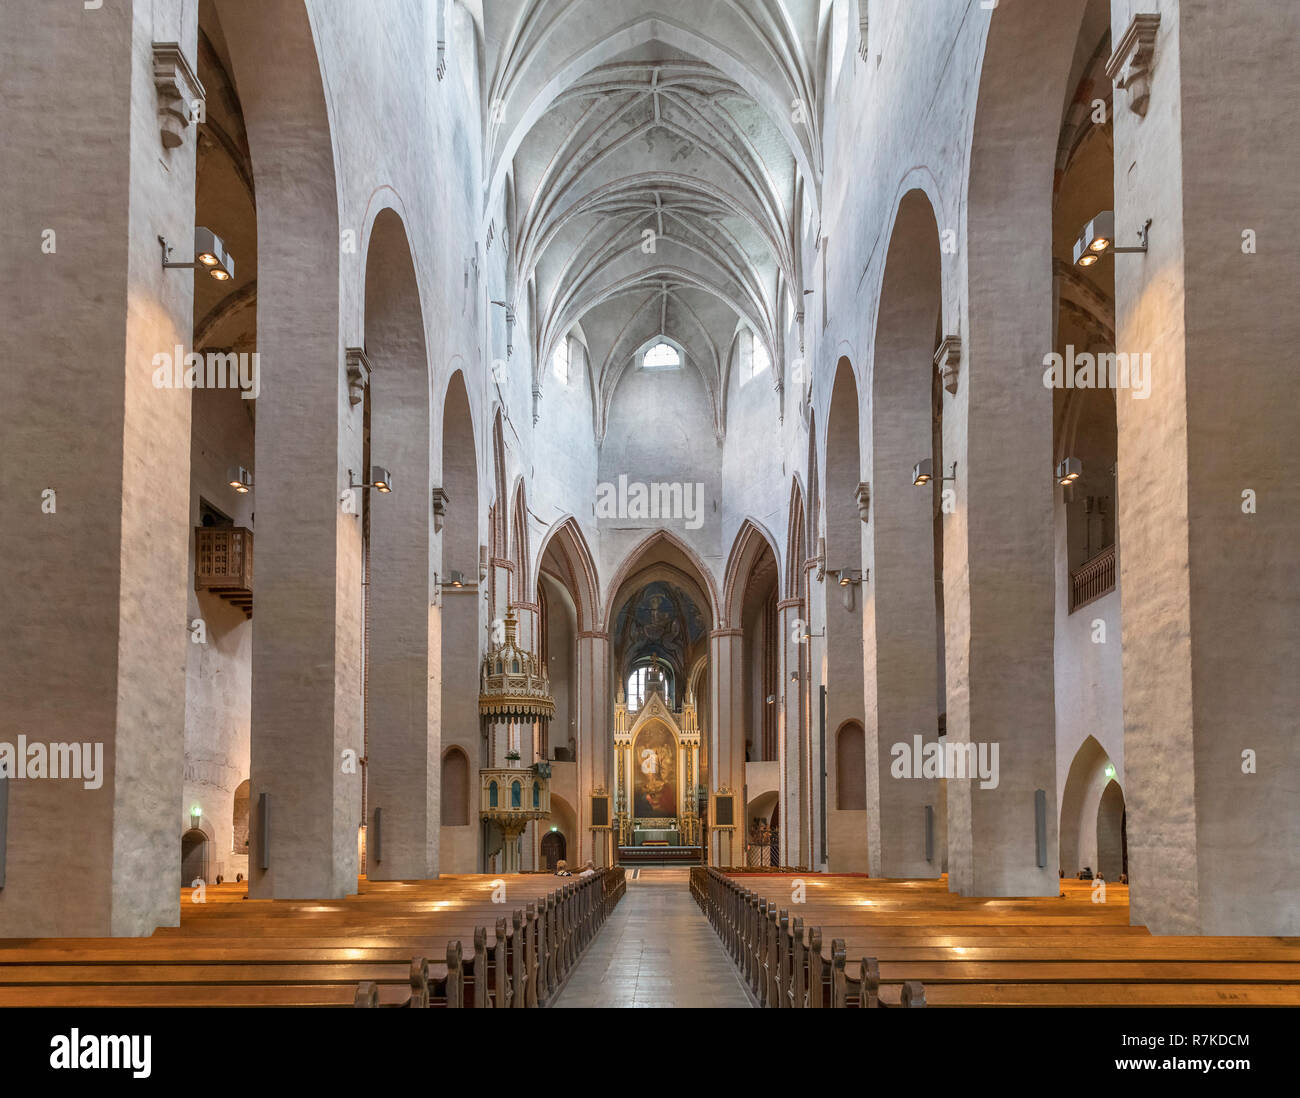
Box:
(1069, 543), (1116, 613)
(194, 526), (253, 618)
(690, 866), (926, 1009)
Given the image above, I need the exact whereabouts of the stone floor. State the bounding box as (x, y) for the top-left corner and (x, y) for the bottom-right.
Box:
(550, 868), (754, 1008)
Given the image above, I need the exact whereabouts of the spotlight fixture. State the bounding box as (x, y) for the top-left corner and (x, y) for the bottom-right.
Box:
(226, 465), (253, 494)
(1072, 211), (1151, 268)
(1056, 457), (1083, 486)
(160, 227), (235, 282)
(1105, 764), (1116, 780)
(913, 459), (957, 487)
(435, 571), (466, 590)
(800, 628), (825, 641)
(348, 466), (394, 494)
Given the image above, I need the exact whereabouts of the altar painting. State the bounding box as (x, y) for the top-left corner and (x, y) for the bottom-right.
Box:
(632, 723), (677, 819)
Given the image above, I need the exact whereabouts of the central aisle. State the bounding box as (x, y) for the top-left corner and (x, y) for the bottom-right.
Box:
(551, 868), (753, 1008)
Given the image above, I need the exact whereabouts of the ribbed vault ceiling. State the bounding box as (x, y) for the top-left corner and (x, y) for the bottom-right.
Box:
(473, 0), (831, 438)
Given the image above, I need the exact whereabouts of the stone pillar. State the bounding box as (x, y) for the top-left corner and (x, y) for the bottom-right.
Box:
(361, 210), (438, 885)
(438, 581), (481, 871)
(0, 1), (199, 937)
(1110, 0), (1300, 934)
(576, 630), (610, 865)
(217, 0), (360, 901)
(863, 424), (942, 880)
(945, 0), (1074, 899)
(709, 629), (746, 867)
(776, 599), (806, 867)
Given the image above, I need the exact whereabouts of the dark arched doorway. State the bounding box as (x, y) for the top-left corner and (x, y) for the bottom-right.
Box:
(540, 830), (566, 870)
(181, 829), (208, 888)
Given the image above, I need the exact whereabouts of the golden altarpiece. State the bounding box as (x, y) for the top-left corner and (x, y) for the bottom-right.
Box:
(613, 668), (701, 856)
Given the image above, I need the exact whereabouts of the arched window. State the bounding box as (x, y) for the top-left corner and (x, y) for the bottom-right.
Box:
(532, 781), (540, 808)
(626, 662), (674, 710)
(737, 328), (771, 386)
(642, 342), (681, 370)
(552, 338), (570, 384)
(489, 781), (499, 808)
(511, 781), (522, 808)
(441, 748), (469, 826)
(836, 722), (867, 810)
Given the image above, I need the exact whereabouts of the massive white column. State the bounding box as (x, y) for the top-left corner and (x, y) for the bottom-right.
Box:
(1110, 0), (1300, 934)
(576, 630), (611, 866)
(0, 0), (200, 936)
(777, 599), (808, 867)
(219, 1), (362, 901)
(945, 0), (1076, 899)
(708, 629), (746, 866)
(365, 358), (437, 879)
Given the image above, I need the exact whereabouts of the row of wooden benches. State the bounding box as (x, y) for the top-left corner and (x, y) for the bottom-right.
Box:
(0, 869), (625, 1008)
(691, 867), (1300, 1007)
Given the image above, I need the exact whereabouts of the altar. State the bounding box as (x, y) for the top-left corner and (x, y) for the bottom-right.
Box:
(633, 827), (680, 847)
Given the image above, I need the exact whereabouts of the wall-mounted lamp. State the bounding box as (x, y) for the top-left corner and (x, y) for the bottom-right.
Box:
(348, 466), (394, 494)
(913, 459), (957, 487)
(800, 628), (825, 641)
(765, 694), (777, 704)
(1072, 211), (1151, 268)
(1056, 457), (1083, 486)
(161, 227), (235, 281)
(436, 571), (465, 590)
(190, 803), (202, 829)
(1104, 764), (1116, 780)
(226, 466), (253, 494)
(828, 568), (867, 611)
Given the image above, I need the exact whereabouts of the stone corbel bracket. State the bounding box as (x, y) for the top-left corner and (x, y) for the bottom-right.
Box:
(1106, 14), (1161, 118)
(431, 487), (450, 533)
(855, 481), (870, 524)
(934, 335), (962, 395)
(345, 347), (371, 406)
(152, 42), (205, 150)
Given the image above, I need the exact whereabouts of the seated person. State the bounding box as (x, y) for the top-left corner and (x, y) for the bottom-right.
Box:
(555, 859), (572, 877)
(577, 861), (596, 877)
(1078, 865), (1094, 880)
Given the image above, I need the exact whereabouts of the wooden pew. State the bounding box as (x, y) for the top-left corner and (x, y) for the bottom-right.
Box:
(692, 867), (1300, 1008)
(0, 867), (625, 1009)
